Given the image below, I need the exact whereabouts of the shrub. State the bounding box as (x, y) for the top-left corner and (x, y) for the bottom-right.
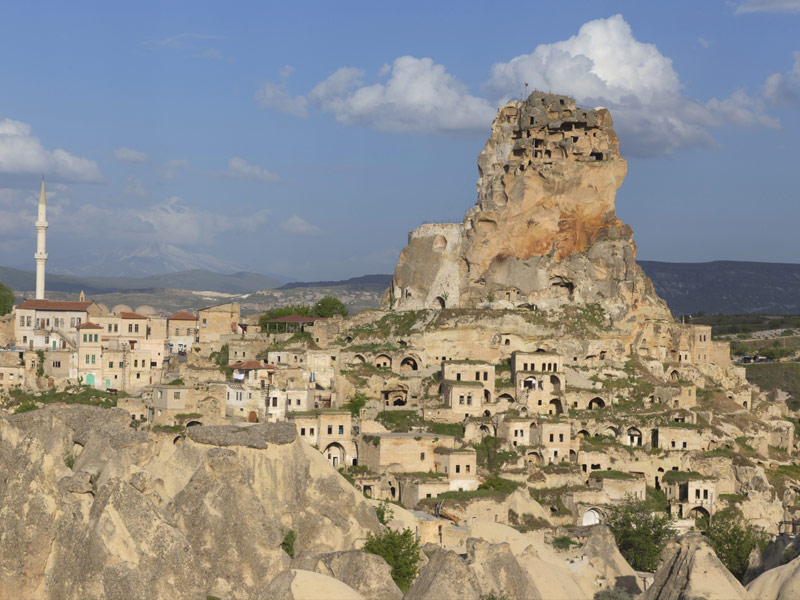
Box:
(13, 401), (38, 414)
(376, 500), (394, 525)
(698, 507), (768, 581)
(342, 392), (367, 418)
(281, 529), (296, 558)
(63, 452), (76, 469)
(0, 280), (13, 316)
(607, 497), (675, 572)
(312, 296), (348, 318)
(36, 350), (45, 378)
(362, 528), (421, 592)
(552, 535), (579, 551)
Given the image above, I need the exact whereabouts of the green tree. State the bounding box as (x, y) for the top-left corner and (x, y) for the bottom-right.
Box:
(375, 500), (394, 525)
(607, 497), (675, 572)
(698, 508), (768, 581)
(362, 527), (421, 592)
(342, 391), (367, 418)
(312, 296), (348, 318)
(0, 281), (13, 316)
(258, 304), (313, 332)
(280, 529), (296, 558)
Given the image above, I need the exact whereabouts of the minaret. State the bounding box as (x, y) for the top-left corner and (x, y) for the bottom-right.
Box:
(35, 178), (48, 299)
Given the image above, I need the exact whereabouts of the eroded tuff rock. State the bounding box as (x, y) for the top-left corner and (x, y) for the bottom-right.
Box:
(290, 550), (402, 600)
(403, 548), (483, 600)
(0, 405), (380, 600)
(747, 551), (800, 600)
(644, 532), (750, 600)
(386, 92), (670, 325)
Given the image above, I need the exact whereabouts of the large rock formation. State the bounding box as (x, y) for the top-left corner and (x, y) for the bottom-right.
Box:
(747, 551), (800, 600)
(644, 532), (750, 600)
(386, 92), (670, 325)
(0, 405), (380, 600)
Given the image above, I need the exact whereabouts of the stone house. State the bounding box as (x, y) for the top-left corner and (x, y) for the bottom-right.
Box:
(529, 420), (577, 464)
(511, 351), (565, 415)
(14, 299), (100, 350)
(442, 360), (495, 402)
(197, 303), (241, 342)
(443, 380), (486, 417)
(654, 426), (707, 452)
(166, 311), (198, 354)
(654, 384), (697, 409)
(0, 350), (25, 391)
(147, 385), (200, 426)
(433, 447), (478, 491)
(290, 410), (356, 468)
(664, 475), (717, 520)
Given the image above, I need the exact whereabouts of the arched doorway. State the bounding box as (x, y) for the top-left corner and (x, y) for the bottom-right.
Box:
(484, 389), (491, 403)
(483, 409), (491, 417)
(527, 451), (543, 466)
(588, 397), (605, 410)
(582, 508), (604, 526)
(248, 411), (258, 423)
(627, 427), (642, 447)
(86, 373), (95, 386)
(498, 393), (514, 403)
(550, 375), (562, 393)
(400, 356), (418, 372)
(670, 370), (680, 381)
(577, 429), (590, 439)
(604, 426), (620, 439)
(186, 420), (202, 428)
(548, 398), (563, 415)
(435, 296), (446, 309)
(523, 376), (537, 390)
(689, 506), (710, 522)
(324, 442), (346, 468)
(375, 354), (392, 369)
(353, 354), (366, 364)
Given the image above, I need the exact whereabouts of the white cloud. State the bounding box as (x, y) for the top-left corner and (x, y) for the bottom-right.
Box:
(735, 0), (800, 13)
(485, 14), (781, 156)
(113, 147), (150, 163)
(0, 117), (102, 182)
(218, 157), (281, 183)
(760, 51), (800, 106)
(132, 197), (270, 245)
(255, 83), (308, 118)
(698, 37), (711, 48)
(282, 215), (321, 235)
(308, 56), (496, 134)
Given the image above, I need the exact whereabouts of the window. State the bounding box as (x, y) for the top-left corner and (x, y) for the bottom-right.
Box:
(91, 355), (96, 364)
(466, 465), (470, 473)
(128, 324), (133, 333)
(459, 395), (464, 405)
(85, 355), (90, 364)
(338, 425), (344, 434)
(456, 465), (461, 473)
(108, 324), (112, 332)
(296, 399), (300, 406)
(134, 360), (138, 367)
(27, 316), (32, 326)
(77, 318), (81, 325)
(136, 373), (140, 379)
(475, 371), (480, 381)
(703, 489), (709, 499)
(174, 392), (181, 399)
(695, 489), (700, 499)
(22, 336), (27, 343)
(202, 318), (207, 326)
(310, 428), (314, 435)
(272, 398), (277, 407)
(682, 442), (687, 449)
(19, 316), (23, 326)
(109, 362), (113, 368)
(327, 426), (332, 434)
(559, 434), (563, 442)
(53, 361), (61, 368)
(114, 324), (118, 333)
(420, 452), (425, 460)
(671, 441), (676, 448)
(93, 334), (98, 342)
(175, 328), (179, 335)
(134, 324), (139, 333)
(456, 373), (461, 381)
(467, 396), (472, 405)
(83, 334), (87, 342)
(118, 362), (123, 368)
(301, 428), (306, 435)
(483, 372), (488, 381)
(549, 434), (554, 442)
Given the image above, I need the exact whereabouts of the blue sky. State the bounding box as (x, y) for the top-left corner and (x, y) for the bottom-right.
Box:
(0, 0), (798, 280)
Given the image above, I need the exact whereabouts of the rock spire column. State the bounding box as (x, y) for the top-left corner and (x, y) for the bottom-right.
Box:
(35, 177), (48, 299)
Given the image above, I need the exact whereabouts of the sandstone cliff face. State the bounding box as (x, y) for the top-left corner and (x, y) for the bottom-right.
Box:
(386, 92), (670, 326)
(0, 406), (380, 600)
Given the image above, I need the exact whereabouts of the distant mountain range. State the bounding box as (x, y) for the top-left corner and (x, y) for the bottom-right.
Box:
(638, 260), (800, 315)
(6, 260), (800, 316)
(49, 243), (249, 278)
(0, 267), (283, 296)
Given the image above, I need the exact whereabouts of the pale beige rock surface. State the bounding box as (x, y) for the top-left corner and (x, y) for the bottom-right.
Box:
(747, 552), (800, 600)
(257, 569), (365, 600)
(403, 547), (482, 600)
(0, 405), (380, 600)
(644, 532), (750, 600)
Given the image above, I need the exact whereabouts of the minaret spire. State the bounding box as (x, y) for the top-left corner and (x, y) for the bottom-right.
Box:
(34, 177), (48, 299)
